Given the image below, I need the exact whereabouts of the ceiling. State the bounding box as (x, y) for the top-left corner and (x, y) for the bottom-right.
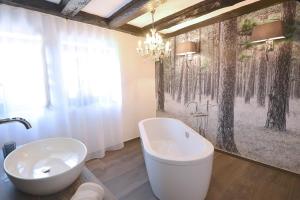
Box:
(127, 0), (205, 28)
(80, 0), (274, 35)
(160, 0), (259, 34)
(82, 0), (132, 18)
(45, 0), (61, 4)
(81, 0), (207, 28)
(1, 0), (286, 37)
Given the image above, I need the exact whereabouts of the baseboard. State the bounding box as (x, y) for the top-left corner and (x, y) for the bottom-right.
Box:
(125, 137), (299, 176)
(215, 148), (299, 177)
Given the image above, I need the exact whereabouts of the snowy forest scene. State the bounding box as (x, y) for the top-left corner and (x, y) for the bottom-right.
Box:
(156, 1), (300, 174)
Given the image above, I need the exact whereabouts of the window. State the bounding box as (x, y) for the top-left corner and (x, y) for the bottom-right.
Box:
(0, 32), (122, 113)
(0, 32), (47, 113)
(60, 41), (122, 107)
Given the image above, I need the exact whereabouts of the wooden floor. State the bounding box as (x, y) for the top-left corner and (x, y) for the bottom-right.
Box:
(86, 138), (300, 200)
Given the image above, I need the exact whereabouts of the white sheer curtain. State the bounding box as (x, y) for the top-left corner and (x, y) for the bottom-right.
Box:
(0, 5), (124, 159)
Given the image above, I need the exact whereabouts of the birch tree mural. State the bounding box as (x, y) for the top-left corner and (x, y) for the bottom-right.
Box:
(216, 18), (238, 153)
(157, 1), (300, 174)
(265, 1), (297, 130)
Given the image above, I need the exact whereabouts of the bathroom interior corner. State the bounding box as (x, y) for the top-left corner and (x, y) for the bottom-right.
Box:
(0, 0), (299, 200)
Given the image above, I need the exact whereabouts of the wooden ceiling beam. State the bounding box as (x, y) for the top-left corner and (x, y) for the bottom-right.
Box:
(61, 0), (91, 17)
(71, 11), (109, 28)
(0, 0), (62, 15)
(0, 0), (143, 36)
(116, 24), (144, 35)
(108, 0), (150, 28)
(164, 0), (290, 38)
(108, 0), (165, 28)
(142, 0), (243, 33)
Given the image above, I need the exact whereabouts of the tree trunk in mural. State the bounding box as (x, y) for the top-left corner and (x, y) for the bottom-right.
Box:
(192, 68), (198, 100)
(198, 64), (202, 103)
(257, 52), (267, 107)
(217, 18), (238, 153)
(216, 22), (221, 103)
(295, 64), (300, 98)
(206, 69), (211, 96)
(286, 68), (291, 114)
(245, 50), (256, 103)
(211, 23), (219, 102)
(211, 28), (216, 101)
(265, 1), (296, 131)
(266, 52), (274, 96)
(198, 29), (202, 102)
(156, 59), (165, 111)
(235, 19), (242, 97)
(242, 62), (248, 96)
(177, 58), (184, 103)
(236, 63), (243, 97)
(206, 33), (212, 97)
(189, 62), (194, 100)
(171, 38), (177, 100)
(265, 44), (291, 130)
(184, 59), (189, 105)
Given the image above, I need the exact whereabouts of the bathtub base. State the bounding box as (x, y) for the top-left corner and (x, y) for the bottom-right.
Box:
(144, 152), (213, 200)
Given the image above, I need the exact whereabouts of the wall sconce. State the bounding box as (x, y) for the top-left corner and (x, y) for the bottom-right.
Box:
(250, 21), (285, 51)
(176, 41), (198, 60)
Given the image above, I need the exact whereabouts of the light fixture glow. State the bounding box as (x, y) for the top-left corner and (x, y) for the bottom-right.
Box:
(250, 21), (285, 51)
(136, 9), (171, 61)
(176, 41), (198, 56)
(250, 21), (285, 43)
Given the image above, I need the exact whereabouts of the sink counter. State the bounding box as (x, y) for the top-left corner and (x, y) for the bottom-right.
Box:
(0, 152), (117, 200)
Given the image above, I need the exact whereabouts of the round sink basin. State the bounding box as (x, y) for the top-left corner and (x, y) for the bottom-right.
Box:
(3, 137), (87, 195)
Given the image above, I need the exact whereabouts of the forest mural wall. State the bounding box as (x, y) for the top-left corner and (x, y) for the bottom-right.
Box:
(156, 1), (300, 173)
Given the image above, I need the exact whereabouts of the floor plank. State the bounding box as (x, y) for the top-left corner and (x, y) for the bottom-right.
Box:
(104, 162), (148, 199)
(87, 138), (300, 200)
(121, 182), (158, 200)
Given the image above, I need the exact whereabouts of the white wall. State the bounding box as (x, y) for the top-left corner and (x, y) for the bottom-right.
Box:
(112, 32), (156, 142)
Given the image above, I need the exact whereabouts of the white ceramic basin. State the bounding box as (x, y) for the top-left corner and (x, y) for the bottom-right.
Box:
(3, 137), (87, 195)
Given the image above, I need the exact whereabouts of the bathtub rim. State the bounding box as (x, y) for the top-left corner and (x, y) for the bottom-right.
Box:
(138, 117), (214, 166)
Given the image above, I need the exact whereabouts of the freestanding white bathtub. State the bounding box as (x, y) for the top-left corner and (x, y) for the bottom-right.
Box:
(139, 118), (214, 200)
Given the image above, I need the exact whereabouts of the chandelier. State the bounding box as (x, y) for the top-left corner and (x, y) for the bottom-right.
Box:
(136, 9), (171, 61)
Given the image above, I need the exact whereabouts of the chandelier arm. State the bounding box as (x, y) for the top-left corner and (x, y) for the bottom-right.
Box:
(151, 9), (155, 30)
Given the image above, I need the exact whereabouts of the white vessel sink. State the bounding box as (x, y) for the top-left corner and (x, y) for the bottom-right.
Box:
(3, 137), (87, 195)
